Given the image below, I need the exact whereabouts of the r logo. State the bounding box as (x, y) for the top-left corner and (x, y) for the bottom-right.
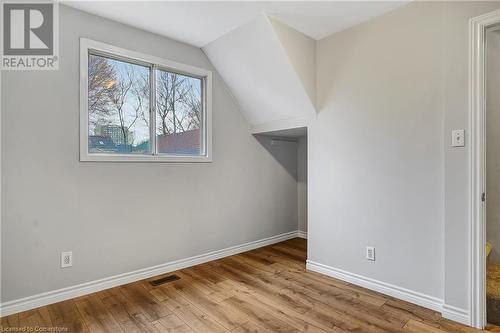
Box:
(3, 3), (53, 55)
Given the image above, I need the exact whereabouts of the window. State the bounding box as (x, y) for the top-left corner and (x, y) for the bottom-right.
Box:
(80, 39), (212, 162)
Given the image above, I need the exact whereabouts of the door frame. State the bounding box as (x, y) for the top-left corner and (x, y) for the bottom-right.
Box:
(469, 9), (500, 329)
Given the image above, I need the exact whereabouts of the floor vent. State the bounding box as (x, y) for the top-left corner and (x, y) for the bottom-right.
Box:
(149, 274), (180, 286)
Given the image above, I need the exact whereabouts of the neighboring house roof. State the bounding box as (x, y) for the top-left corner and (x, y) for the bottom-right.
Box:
(157, 129), (200, 155)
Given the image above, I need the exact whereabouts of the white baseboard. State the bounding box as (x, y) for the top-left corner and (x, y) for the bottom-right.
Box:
(306, 260), (444, 314)
(307, 260), (473, 326)
(0, 230), (300, 317)
(441, 304), (471, 326)
(297, 231), (307, 239)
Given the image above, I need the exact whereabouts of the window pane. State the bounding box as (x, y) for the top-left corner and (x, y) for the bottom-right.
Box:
(88, 54), (150, 154)
(155, 69), (202, 155)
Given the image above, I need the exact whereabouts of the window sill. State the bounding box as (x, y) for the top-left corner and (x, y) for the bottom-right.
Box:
(80, 153), (212, 163)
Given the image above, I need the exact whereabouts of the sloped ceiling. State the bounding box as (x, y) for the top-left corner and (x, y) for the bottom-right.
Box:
(203, 15), (316, 126)
(63, 2), (408, 47)
(64, 1), (408, 130)
(269, 17), (316, 111)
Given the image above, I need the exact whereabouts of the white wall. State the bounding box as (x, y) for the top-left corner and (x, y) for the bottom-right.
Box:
(442, 1), (500, 311)
(269, 18), (316, 109)
(203, 15), (316, 126)
(487, 29), (500, 263)
(313, 1), (445, 300)
(297, 136), (307, 233)
(0, 5), (299, 303)
(313, 0), (500, 314)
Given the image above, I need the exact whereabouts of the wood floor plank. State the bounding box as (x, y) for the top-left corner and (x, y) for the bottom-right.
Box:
(0, 313), (20, 329)
(280, 284), (406, 333)
(486, 324), (500, 333)
(218, 269), (386, 333)
(152, 313), (194, 332)
(18, 307), (54, 329)
(119, 283), (172, 322)
(147, 284), (189, 307)
(222, 256), (408, 333)
(380, 298), (442, 324)
(239, 251), (277, 267)
(100, 288), (137, 324)
(118, 314), (160, 333)
(270, 244), (307, 262)
(254, 248), (307, 268)
(232, 254), (279, 275)
(232, 320), (273, 333)
(276, 268), (387, 307)
(434, 318), (483, 333)
(158, 287), (193, 312)
(219, 256), (406, 333)
(172, 304), (229, 332)
(403, 319), (450, 333)
(262, 246), (306, 263)
(103, 287), (145, 320)
(168, 279), (248, 330)
(175, 270), (234, 303)
(74, 294), (124, 333)
(220, 279), (337, 333)
(212, 260), (314, 314)
(1, 238), (495, 333)
(222, 296), (301, 333)
(99, 289), (159, 332)
(47, 300), (89, 332)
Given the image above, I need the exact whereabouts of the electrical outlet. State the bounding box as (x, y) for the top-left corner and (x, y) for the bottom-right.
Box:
(366, 247), (375, 261)
(61, 251), (73, 268)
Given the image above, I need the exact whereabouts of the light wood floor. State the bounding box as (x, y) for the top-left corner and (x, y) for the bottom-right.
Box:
(1, 238), (498, 332)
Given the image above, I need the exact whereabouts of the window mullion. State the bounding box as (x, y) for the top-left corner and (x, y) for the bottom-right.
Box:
(150, 64), (157, 155)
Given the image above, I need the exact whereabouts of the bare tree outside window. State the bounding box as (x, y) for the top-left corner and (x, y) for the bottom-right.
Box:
(87, 52), (203, 156)
(88, 55), (115, 128)
(155, 69), (202, 154)
(88, 54), (150, 154)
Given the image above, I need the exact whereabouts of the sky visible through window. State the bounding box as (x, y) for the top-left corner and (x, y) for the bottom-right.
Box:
(88, 53), (202, 155)
(88, 54), (150, 154)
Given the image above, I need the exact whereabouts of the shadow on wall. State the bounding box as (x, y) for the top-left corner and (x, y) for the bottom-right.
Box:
(253, 135), (298, 180)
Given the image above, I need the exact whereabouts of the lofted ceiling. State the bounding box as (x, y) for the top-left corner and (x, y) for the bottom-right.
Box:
(63, 1), (408, 47)
(65, 1), (408, 131)
(203, 15), (317, 125)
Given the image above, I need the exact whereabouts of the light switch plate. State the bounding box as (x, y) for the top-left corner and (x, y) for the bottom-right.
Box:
(451, 129), (465, 147)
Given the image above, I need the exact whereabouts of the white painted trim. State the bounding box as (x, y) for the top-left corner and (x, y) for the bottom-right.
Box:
(79, 38), (213, 163)
(469, 9), (500, 329)
(442, 304), (471, 326)
(297, 231), (308, 239)
(0, 63), (2, 303)
(0, 230), (300, 317)
(306, 261), (444, 314)
(251, 116), (313, 135)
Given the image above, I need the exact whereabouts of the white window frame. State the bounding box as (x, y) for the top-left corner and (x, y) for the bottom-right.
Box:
(80, 38), (212, 162)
